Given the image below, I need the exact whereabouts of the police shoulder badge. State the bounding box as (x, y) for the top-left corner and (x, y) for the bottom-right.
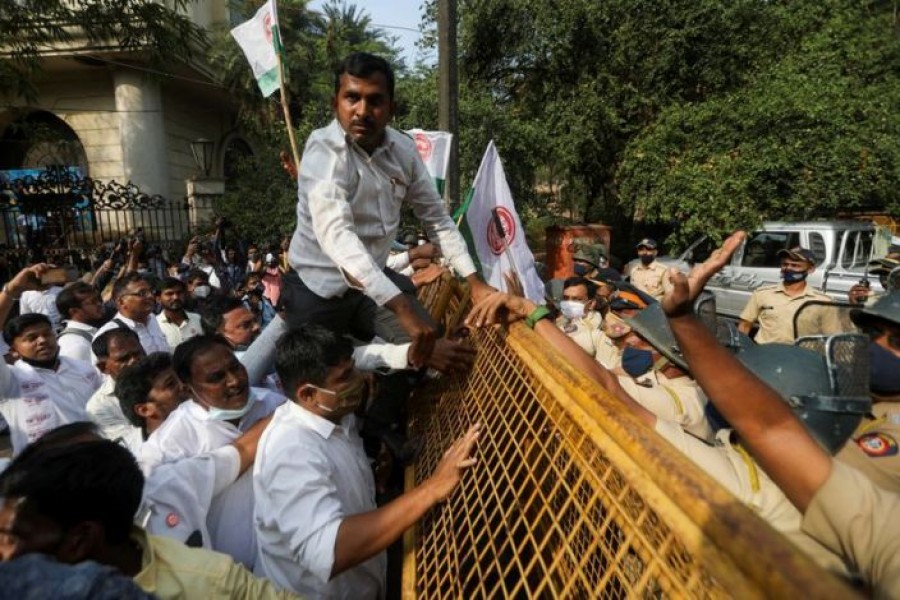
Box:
(856, 432), (899, 457)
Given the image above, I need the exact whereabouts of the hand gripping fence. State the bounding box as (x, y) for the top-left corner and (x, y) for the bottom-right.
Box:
(404, 276), (855, 598)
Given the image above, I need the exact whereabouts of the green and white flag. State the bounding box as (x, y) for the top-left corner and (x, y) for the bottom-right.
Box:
(230, 0), (282, 97)
(466, 140), (545, 303)
(406, 129), (453, 195)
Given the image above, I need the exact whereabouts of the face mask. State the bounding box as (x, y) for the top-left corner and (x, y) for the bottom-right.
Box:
(194, 388), (254, 421)
(193, 285), (211, 298)
(621, 346), (654, 378)
(781, 270), (808, 284)
(603, 313), (632, 339)
(639, 254), (654, 266)
(573, 263), (590, 277)
(560, 300), (586, 320)
(306, 375), (367, 414)
(870, 342), (900, 395)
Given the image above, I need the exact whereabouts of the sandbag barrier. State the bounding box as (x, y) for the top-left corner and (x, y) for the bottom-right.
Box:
(403, 278), (851, 598)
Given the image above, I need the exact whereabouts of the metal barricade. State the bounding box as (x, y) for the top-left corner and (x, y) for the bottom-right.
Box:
(405, 280), (852, 598)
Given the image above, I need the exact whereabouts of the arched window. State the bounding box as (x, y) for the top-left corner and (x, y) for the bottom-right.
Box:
(0, 111), (88, 175)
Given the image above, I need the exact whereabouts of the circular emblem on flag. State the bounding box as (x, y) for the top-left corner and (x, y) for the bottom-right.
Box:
(165, 512), (180, 528)
(414, 133), (433, 162)
(487, 206), (516, 256)
(856, 432), (899, 457)
(263, 12), (273, 44)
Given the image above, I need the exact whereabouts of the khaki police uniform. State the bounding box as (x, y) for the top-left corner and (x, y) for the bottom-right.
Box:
(739, 283), (843, 344)
(629, 261), (671, 301)
(655, 420), (850, 575)
(836, 398), (900, 494)
(593, 329), (621, 371)
(620, 372), (713, 441)
(555, 312), (604, 359)
(802, 460), (900, 595)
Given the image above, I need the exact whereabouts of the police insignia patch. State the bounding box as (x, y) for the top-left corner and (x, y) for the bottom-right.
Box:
(856, 433), (899, 457)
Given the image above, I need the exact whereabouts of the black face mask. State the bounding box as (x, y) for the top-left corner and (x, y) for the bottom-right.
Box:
(639, 255), (654, 266)
(871, 342), (900, 395)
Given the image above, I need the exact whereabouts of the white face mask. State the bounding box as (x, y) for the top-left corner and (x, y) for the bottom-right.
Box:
(560, 300), (586, 320)
(193, 284), (211, 299)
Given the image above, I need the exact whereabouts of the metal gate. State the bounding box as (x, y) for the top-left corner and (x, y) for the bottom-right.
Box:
(0, 166), (190, 270)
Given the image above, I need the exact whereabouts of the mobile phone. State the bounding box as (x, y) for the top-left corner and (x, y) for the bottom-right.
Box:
(41, 267), (74, 285)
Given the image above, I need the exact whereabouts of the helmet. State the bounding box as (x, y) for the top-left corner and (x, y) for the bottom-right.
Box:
(573, 243), (603, 268)
(850, 290), (900, 329)
(623, 303), (687, 371)
(737, 335), (871, 454)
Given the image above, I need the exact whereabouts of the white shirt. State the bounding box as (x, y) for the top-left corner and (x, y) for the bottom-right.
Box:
(0, 357), (101, 455)
(155, 311), (203, 351)
(86, 375), (141, 445)
(19, 286), (63, 329)
(94, 312), (171, 357)
(139, 388), (284, 569)
(137, 445), (241, 549)
(57, 320), (98, 364)
(289, 120), (476, 306)
(254, 402), (385, 598)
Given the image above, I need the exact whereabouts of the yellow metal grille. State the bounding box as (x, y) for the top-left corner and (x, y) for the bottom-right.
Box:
(406, 282), (851, 598)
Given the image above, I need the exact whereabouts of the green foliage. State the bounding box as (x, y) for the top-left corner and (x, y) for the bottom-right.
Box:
(209, 0), (404, 242)
(0, 0), (206, 100)
(618, 1), (900, 248)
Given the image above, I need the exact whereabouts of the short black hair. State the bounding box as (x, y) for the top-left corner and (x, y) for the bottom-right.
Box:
(186, 269), (209, 284)
(334, 52), (395, 101)
(172, 334), (233, 384)
(14, 421), (101, 465)
(116, 352), (174, 429)
(275, 324), (354, 400)
(0, 440), (143, 545)
(158, 277), (185, 293)
(55, 282), (98, 321)
(91, 327), (140, 359)
(562, 276), (596, 299)
(200, 295), (245, 335)
(3, 313), (52, 345)
(112, 272), (151, 302)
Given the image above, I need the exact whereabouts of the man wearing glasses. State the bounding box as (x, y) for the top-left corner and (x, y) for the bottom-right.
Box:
(93, 273), (170, 356)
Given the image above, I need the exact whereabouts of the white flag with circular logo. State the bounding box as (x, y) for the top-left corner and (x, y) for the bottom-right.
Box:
(230, 0), (281, 97)
(466, 140), (545, 303)
(406, 129), (452, 195)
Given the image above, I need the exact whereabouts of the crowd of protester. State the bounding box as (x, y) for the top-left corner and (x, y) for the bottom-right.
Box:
(1, 50), (900, 600)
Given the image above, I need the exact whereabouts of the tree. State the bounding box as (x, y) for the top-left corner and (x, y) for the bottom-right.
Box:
(0, 0), (206, 100)
(617, 0), (900, 247)
(209, 0), (404, 243)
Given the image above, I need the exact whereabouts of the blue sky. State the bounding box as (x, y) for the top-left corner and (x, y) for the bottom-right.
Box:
(307, 0), (433, 66)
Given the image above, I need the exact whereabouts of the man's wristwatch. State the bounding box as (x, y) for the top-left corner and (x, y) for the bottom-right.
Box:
(524, 305), (552, 329)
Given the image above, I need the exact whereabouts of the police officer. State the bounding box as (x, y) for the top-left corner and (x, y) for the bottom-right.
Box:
(738, 246), (842, 344)
(835, 292), (900, 493)
(628, 238), (671, 301)
(555, 276), (605, 359)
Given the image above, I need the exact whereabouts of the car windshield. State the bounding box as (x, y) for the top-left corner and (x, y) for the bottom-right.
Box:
(740, 231), (802, 267)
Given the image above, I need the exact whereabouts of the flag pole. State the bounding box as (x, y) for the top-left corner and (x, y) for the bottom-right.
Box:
(272, 0), (302, 173)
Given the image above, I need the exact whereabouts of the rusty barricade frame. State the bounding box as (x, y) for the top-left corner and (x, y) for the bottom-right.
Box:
(404, 276), (852, 598)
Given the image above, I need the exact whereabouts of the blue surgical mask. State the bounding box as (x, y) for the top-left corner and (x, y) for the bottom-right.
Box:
(195, 388), (254, 421)
(622, 346), (654, 378)
(781, 270), (808, 284)
(870, 342), (900, 395)
(573, 263), (590, 277)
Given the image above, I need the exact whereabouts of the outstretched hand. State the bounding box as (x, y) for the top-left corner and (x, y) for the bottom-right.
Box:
(427, 423), (482, 502)
(5, 263), (55, 297)
(662, 230), (746, 317)
(465, 291), (536, 329)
